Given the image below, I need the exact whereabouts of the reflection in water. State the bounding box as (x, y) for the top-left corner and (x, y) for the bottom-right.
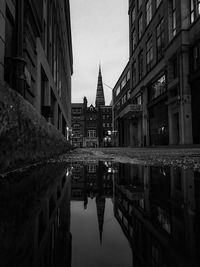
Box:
(114, 163), (200, 267)
(71, 161), (132, 267)
(0, 161), (200, 267)
(0, 163), (72, 267)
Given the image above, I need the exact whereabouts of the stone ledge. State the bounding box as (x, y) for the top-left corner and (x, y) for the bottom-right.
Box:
(0, 82), (71, 173)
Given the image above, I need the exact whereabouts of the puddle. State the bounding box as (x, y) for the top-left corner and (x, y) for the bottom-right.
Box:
(0, 161), (199, 267)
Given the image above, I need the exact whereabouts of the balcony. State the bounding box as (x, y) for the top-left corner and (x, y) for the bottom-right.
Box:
(116, 104), (143, 119)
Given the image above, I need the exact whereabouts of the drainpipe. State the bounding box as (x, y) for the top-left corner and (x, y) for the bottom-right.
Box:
(13, 0), (26, 97)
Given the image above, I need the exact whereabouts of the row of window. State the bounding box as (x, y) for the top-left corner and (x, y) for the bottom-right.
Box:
(115, 70), (130, 96)
(132, 18), (164, 87)
(115, 90), (131, 111)
(87, 130), (96, 138)
(72, 108), (82, 114)
(131, 0), (176, 55)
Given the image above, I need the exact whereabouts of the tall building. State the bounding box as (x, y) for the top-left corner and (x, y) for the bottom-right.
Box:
(113, 0), (200, 146)
(72, 65), (112, 147)
(0, 0), (73, 138)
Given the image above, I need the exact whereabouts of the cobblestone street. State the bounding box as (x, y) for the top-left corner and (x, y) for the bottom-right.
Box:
(59, 147), (200, 170)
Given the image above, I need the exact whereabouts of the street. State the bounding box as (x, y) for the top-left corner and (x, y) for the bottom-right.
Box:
(58, 147), (200, 170)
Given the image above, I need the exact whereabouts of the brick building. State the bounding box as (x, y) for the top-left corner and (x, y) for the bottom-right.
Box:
(0, 0), (73, 139)
(113, 0), (200, 146)
(71, 102), (85, 147)
(72, 66), (112, 147)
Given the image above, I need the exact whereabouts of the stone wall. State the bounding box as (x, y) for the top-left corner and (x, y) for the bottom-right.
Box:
(0, 82), (71, 173)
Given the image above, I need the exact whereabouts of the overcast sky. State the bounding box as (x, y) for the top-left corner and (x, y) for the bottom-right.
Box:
(70, 0), (129, 106)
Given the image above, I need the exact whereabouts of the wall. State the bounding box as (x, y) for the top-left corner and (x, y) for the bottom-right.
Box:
(0, 83), (71, 173)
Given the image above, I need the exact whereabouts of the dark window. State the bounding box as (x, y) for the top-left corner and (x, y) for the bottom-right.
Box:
(132, 29), (136, 52)
(138, 14), (143, 40)
(138, 50), (144, 81)
(156, 18), (164, 61)
(132, 61), (136, 86)
(146, 36), (153, 71)
(149, 75), (166, 101)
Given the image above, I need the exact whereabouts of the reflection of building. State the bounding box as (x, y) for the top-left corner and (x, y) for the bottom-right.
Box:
(113, 0), (200, 146)
(1, 0), (73, 137)
(71, 161), (113, 243)
(114, 163), (199, 267)
(71, 66), (112, 147)
(0, 164), (72, 267)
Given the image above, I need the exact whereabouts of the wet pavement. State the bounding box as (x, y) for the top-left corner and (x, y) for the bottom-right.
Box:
(0, 159), (200, 266)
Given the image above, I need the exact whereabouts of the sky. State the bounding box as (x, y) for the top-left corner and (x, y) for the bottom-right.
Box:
(70, 0), (129, 106)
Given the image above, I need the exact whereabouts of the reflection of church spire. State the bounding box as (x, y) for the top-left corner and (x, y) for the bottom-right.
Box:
(95, 64), (105, 108)
(96, 196), (105, 245)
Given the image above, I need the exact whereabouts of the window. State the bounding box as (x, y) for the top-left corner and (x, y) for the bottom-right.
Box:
(132, 61), (136, 86)
(198, 0), (200, 15)
(138, 50), (143, 81)
(131, 6), (136, 24)
(192, 44), (200, 71)
(156, 18), (164, 60)
(172, 0), (176, 37)
(149, 75), (166, 101)
(172, 57), (178, 78)
(190, 0), (195, 23)
(138, 0), (142, 10)
(122, 94), (127, 105)
(132, 29), (136, 51)
(121, 77), (126, 88)
(138, 15), (143, 39)
(156, 0), (162, 8)
(88, 130), (96, 138)
(146, 36), (153, 71)
(146, 0), (152, 26)
(73, 123), (80, 129)
(116, 86), (120, 96)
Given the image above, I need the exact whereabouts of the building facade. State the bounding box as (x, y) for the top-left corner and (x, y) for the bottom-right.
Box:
(72, 66), (112, 147)
(71, 102), (85, 147)
(1, 0), (73, 138)
(113, 0), (200, 146)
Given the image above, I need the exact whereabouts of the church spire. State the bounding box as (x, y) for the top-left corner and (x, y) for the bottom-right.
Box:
(95, 64), (105, 108)
(96, 195), (105, 245)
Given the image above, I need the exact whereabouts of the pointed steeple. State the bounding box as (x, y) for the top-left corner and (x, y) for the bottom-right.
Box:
(96, 196), (105, 245)
(95, 64), (105, 108)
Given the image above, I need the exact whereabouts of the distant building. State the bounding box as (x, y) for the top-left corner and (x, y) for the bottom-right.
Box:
(71, 102), (85, 147)
(113, 0), (200, 146)
(0, 0), (73, 138)
(72, 65), (112, 147)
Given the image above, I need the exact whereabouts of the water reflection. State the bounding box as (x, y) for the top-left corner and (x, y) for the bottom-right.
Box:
(0, 163), (72, 267)
(114, 164), (200, 267)
(71, 161), (132, 267)
(0, 161), (200, 267)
